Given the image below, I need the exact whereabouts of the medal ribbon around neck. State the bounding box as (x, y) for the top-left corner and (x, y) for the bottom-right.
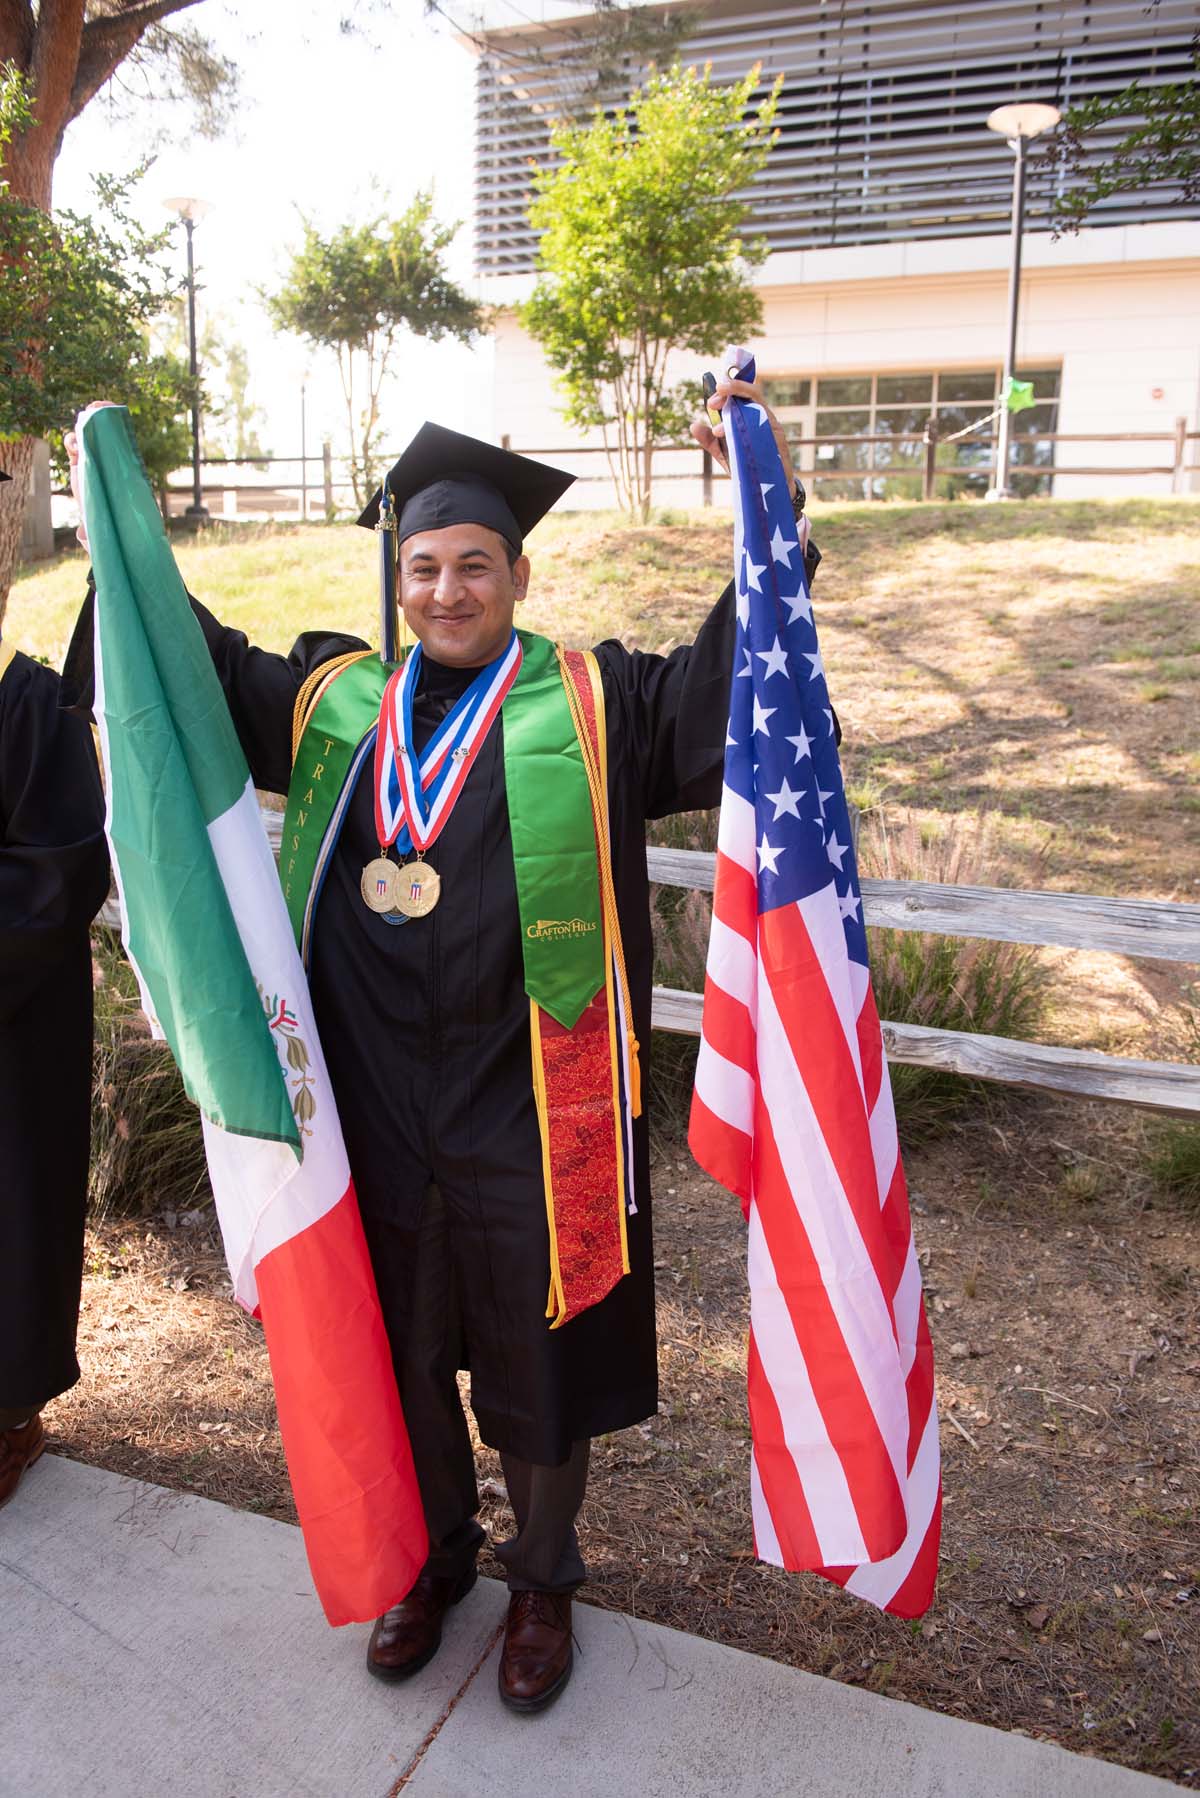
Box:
(373, 631), (523, 855)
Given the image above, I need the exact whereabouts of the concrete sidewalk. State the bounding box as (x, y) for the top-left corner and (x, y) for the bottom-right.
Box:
(0, 1457), (1179, 1798)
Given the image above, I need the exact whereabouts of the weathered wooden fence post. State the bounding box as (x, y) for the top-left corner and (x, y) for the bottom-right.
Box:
(322, 442), (334, 521)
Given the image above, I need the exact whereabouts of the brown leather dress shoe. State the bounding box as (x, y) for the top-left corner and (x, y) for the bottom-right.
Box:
(366, 1565), (477, 1682)
(0, 1414), (45, 1508)
(498, 1590), (574, 1713)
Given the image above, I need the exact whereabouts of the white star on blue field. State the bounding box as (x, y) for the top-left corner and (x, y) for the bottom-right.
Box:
(723, 373), (867, 967)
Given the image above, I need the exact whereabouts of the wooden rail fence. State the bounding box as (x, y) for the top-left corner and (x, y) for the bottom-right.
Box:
(503, 423), (1200, 505)
(644, 844), (1200, 1120)
(101, 812), (1200, 1122)
(166, 422), (1200, 519)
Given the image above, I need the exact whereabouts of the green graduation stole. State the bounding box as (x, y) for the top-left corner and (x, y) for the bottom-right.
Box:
(280, 630), (639, 1327)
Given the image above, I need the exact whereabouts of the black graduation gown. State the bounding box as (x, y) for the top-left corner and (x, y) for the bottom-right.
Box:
(0, 649), (109, 1411)
(64, 548), (824, 1464)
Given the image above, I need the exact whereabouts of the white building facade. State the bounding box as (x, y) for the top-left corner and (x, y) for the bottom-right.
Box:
(466, 0), (1200, 504)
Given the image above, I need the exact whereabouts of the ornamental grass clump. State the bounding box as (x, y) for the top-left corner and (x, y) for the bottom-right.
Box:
(646, 806), (1049, 1144)
(1148, 987), (1200, 1214)
(89, 929), (209, 1222)
(1148, 1125), (1200, 1213)
(859, 811), (1049, 1138)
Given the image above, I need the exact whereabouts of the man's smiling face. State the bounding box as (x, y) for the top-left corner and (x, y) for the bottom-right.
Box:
(399, 523), (530, 668)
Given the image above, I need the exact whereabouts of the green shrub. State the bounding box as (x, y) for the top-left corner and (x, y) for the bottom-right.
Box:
(90, 930), (209, 1221)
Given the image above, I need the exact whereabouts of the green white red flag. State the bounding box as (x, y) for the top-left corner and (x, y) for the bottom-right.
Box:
(79, 404), (427, 1624)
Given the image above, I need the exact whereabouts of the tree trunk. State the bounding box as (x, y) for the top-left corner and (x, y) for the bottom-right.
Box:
(2, 0), (87, 209)
(0, 0), (211, 614)
(0, 434), (38, 627)
(1, 1), (208, 210)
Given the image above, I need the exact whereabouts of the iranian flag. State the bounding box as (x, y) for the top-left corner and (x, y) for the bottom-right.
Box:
(79, 404), (428, 1625)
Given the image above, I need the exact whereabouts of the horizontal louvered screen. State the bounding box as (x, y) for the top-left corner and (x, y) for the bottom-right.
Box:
(474, 0), (1198, 274)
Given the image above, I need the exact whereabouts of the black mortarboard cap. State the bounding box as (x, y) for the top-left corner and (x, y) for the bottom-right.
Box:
(0, 468), (10, 482)
(356, 422), (574, 549)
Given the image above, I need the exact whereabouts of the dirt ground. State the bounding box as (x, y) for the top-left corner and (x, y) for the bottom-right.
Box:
(24, 499), (1200, 1783)
(49, 1092), (1198, 1786)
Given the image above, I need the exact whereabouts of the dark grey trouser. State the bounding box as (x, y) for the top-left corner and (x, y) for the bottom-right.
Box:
(398, 1183), (588, 1594)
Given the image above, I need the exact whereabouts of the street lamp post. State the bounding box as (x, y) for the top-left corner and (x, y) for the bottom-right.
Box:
(163, 196), (214, 523)
(984, 102), (1060, 501)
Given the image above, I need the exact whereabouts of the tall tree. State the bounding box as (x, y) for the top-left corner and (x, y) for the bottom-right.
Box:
(147, 298), (262, 460)
(267, 195), (482, 508)
(0, 1), (235, 211)
(1048, 40), (1199, 232)
(522, 63), (780, 522)
(0, 0), (235, 604)
(0, 69), (192, 614)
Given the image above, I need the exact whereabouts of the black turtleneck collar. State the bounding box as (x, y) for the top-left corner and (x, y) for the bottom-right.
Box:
(417, 653), (479, 701)
(411, 652), (481, 751)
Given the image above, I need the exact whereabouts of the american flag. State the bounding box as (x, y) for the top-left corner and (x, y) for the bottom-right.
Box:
(688, 352), (941, 1617)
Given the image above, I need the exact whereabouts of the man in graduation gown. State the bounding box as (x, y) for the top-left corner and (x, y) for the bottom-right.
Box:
(65, 382), (822, 1709)
(1, 517), (110, 1502)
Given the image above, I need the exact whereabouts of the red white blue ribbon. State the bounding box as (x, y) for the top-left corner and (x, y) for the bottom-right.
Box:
(372, 632), (523, 853)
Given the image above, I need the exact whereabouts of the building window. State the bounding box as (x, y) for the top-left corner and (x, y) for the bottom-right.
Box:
(759, 377), (811, 408)
(765, 368), (1062, 499)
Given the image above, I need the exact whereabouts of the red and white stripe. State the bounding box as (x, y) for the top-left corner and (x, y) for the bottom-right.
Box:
(690, 785), (941, 1617)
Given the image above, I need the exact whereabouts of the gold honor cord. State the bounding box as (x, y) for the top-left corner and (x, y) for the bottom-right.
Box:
(290, 650), (380, 769)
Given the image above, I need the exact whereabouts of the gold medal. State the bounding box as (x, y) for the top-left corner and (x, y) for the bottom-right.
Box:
(361, 856), (399, 914)
(392, 858), (441, 919)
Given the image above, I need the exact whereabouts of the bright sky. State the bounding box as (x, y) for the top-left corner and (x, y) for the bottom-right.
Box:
(53, 0), (507, 463)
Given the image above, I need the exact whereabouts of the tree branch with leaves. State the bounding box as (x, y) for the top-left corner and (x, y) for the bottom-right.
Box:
(0, 1), (235, 603)
(0, 0), (233, 208)
(1047, 38), (1199, 233)
(267, 195), (482, 509)
(0, 68), (195, 612)
(522, 62), (780, 522)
